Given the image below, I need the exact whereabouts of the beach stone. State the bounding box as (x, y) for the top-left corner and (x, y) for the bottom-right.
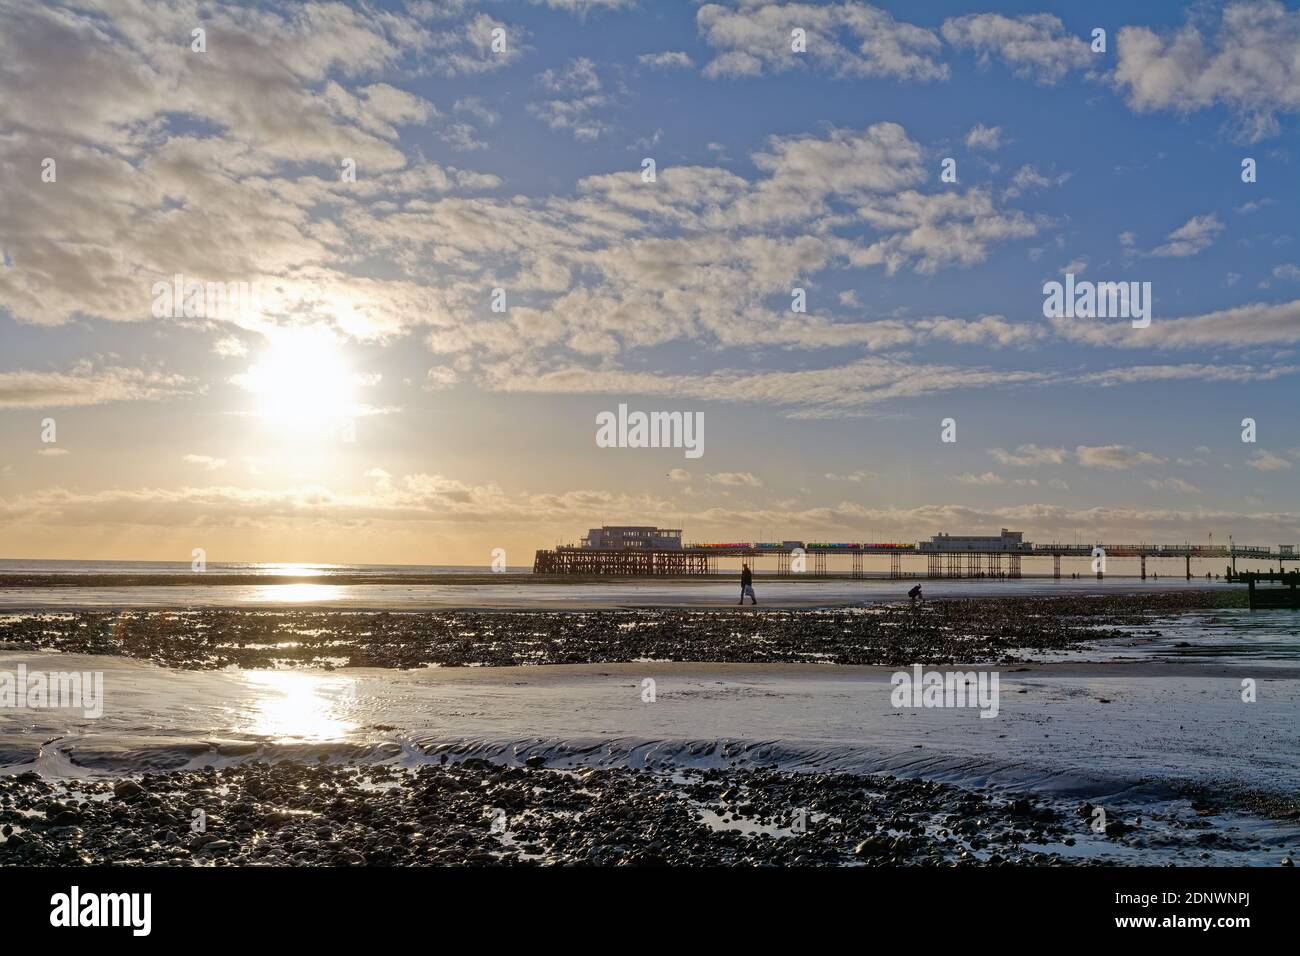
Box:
(113, 780), (143, 800)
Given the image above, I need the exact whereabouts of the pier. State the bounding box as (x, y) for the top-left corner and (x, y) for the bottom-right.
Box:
(1239, 571), (1300, 609)
(534, 537), (1297, 580)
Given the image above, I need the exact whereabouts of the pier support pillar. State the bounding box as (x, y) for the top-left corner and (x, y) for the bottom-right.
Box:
(1186, 554), (1192, 580)
(1052, 554), (1060, 579)
(1140, 554), (1146, 580)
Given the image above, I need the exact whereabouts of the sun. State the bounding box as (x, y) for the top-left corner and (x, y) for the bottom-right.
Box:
(238, 327), (358, 431)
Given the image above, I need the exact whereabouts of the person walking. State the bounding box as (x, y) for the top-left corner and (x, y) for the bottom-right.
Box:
(739, 563), (757, 605)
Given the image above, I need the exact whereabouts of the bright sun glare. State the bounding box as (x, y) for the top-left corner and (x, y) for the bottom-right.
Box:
(240, 327), (357, 430)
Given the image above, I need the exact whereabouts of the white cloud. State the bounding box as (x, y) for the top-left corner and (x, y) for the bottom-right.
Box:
(697, 2), (948, 82)
(639, 51), (694, 70)
(964, 123), (1003, 150)
(942, 12), (1092, 84)
(1114, 1), (1300, 141)
(1003, 164), (1069, 199)
(1148, 214), (1224, 258)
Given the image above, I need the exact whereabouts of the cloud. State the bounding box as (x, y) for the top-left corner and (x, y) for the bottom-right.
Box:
(0, 0), (505, 330)
(1114, 0), (1300, 141)
(212, 336), (249, 359)
(1075, 445), (1166, 470)
(36, 448), (70, 457)
(849, 187), (1040, 274)
(1148, 214), (1224, 257)
(1003, 164), (1069, 199)
(1073, 363), (1296, 384)
(1144, 478), (1201, 493)
(0, 362), (194, 409)
(425, 367), (459, 391)
(954, 471), (1005, 485)
(529, 58), (615, 140)
(964, 123), (1003, 150)
(639, 51), (694, 70)
(429, 12), (525, 76)
(477, 354), (1058, 417)
(942, 12), (1092, 84)
(1052, 298), (1300, 350)
(4, 473), (1298, 547)
(988, 444), (1069, 467)
(667, 468), (691, 482)
(697, 2), (948, 82)
(824, 469), (877, 482)
(706, 471), (764, 487)
(1246, 450), (1293, 471)
(182, 455), (228, 471)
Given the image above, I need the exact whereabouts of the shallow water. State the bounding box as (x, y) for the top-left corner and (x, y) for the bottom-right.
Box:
(0, 575), (1249, 610)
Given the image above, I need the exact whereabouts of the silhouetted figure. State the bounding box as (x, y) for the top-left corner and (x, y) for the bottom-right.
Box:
(908, 584), (923, 606)
(739, 563), (756, 605)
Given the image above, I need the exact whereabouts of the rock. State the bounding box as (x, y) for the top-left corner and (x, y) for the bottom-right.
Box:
(113, 780), (143, 800)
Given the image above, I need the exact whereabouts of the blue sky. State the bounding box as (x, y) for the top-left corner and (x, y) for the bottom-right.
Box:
(1, 0), (1299, 563)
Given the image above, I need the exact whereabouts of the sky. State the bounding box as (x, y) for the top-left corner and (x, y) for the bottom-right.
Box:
(2, 0), (1300, 566)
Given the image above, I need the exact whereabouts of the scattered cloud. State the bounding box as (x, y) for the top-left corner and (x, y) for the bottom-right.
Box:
(0, 363), (193, 409)
(1246, 450), (1293, 471)
(1075, 444), (1166, 470)
(706, 471), (764, 487)
(964, 123), (1003, 150)
(639, 50), (693, 70)
(942, 12), (1092, 84)
(697, 2), (948, 82)
(1147, 214), (1224, 258)
(182, 455), (228, 471)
